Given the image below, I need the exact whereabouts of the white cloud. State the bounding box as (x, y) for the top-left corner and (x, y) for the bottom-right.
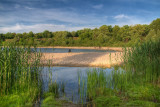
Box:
(0, 24), (22, 32)
(0, 6), (107, 33)
(0, 8), (104, 26)
(0, 24), (96, 33)
(114, 14), (129, 20)
(92, 4), (103, 9)
(112, 14), (150, 26)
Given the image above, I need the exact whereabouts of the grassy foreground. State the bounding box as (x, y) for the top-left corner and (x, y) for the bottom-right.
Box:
(0, 39), (160, 107)
(41, 39), (160, 106)
(0, 46), (42, 106)
(77, 39), (160, 106)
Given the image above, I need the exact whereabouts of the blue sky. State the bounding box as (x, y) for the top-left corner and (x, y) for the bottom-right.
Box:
(0, 0), (159, 33)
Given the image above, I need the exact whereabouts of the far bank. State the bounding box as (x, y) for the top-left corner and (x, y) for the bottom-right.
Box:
(32, 46), (124, 52)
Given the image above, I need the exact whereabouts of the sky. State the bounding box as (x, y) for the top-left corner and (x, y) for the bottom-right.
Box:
(0, 0), (160, 33)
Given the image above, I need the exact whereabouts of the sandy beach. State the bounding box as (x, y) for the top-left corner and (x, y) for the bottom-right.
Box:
(40, 51), (123, 68)
(1, 46), (124, 67)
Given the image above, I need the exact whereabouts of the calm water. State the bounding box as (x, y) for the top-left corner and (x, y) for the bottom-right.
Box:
(40, 67), (114, 104)
(36, 48), (116, 104)
(32, 48), (116, 53)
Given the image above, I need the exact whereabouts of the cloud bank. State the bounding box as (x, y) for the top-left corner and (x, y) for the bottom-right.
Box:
(0, 24), (96, 33)
(0, 0), (158, 33)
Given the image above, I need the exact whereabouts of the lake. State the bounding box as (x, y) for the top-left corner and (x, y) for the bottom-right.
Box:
(40, 67), (114, 104)
(36, 48), (117, 104)
(31, 48), (116, 53)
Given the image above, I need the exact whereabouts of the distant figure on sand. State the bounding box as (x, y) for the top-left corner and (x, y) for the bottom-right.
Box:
(68, 49), (71, 53)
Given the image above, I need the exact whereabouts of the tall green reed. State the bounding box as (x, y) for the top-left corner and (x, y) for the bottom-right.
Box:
(123, 39), (160, 83)
(78, 69), (112, 102)
(0, 46), (42, 106)
(78, 39), (160, 106)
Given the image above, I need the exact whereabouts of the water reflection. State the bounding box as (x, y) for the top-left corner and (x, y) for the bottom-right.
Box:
(40, 67), (114, 103)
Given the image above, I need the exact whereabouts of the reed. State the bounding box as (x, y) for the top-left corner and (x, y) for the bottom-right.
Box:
(0, 46), (42, 106)
(78, 39), (160, 106)
(123, 39), (160, 83)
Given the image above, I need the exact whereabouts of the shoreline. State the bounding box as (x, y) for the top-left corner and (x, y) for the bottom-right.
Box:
(34, 46), (124, 52)
(1, 46), (125, 52)
(40, 52), (123, 68)
(2, 46), (124, 67)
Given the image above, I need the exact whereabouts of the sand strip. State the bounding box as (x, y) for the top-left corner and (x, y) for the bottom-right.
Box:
(40, 52), (123, 68)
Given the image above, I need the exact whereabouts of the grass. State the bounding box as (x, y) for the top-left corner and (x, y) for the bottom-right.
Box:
(41, 67), (67, 106)
(1, 39), (160, 106)
(78, 39), (160, 106)
(93, 96), (121, 107)
(0, 46), (42, 106)
(41, 92), (62, 107)
(123, 39), (160, 83)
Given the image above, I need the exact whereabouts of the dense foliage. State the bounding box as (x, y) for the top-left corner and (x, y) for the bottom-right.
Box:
(0, 18), (160, 47)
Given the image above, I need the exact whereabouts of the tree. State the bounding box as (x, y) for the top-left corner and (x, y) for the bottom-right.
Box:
(96, 33), (110, 46)
(150, 18), (160, 33)
(35, 33), (43, 39)
(130, 24), (146, 36)
(119, 26), (130, 42)
(157, 29), (160, 38)
(71, 31), (77, 37)
(108, 25), (113, 33)
(43, 30), (53, 38)
(112, 25), (120, 40)
(28, 31), (34, 38)
(145, 29), (156, 41)
(22, 32), (28, 39)
(15, 33), (23, 40)
(99, 25), (110, 36)
(5, 32), (15, 39)
(28, 37), (34, 46)
(79, 28), (93, 40)
(142, 25), (150, 37)
(0, 33), (5, 44)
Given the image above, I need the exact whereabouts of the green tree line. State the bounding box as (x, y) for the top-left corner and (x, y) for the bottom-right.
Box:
(0, 18), (160, 47)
